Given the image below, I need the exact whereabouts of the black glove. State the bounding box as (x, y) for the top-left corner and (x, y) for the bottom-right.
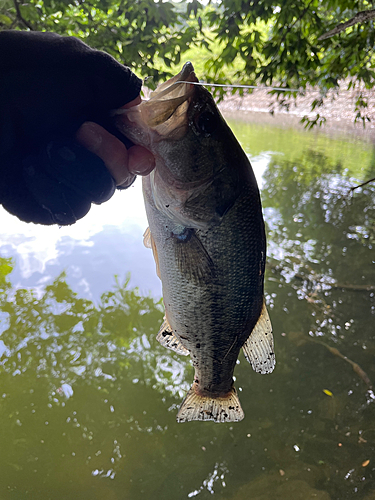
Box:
(0, 30), (142, 225)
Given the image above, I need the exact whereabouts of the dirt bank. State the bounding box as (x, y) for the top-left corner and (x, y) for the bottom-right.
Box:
(218, 86), (375, 142)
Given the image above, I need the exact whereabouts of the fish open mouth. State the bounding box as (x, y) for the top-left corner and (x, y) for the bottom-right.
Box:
(140, 62), (198, 130)
(149, 62), (198, 102)
(117, 62), (199, 142)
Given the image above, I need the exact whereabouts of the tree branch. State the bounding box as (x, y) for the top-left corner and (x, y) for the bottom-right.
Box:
(350, 177), (375, 192)
(13, 0), (34, 30)
(311, 340), (372, 389)
(318, 8), (375, 41)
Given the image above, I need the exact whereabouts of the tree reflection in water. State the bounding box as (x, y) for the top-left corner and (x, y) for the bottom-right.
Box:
(263, 149), (375, 360)
(0, 149), (374, 499)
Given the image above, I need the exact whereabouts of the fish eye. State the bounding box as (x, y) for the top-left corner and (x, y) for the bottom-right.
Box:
(196, 110), (217, 136)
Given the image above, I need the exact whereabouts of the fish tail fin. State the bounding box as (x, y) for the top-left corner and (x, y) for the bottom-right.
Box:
(177, 386), (244, 423)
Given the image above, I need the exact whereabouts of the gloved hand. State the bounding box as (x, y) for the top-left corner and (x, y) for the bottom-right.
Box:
(0, 30), (153, 225)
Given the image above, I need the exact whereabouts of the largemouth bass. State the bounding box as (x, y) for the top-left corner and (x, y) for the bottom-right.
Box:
(117, 62), (275, 423)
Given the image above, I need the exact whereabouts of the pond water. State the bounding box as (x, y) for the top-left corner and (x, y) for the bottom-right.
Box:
(0, 114), (374, 500)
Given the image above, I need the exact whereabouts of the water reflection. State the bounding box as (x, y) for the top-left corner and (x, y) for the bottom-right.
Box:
(263, 149), (375, 378)
(261, 148), (375, 498)
(0, 180), (161, 299)
(0, 122), (374, 499)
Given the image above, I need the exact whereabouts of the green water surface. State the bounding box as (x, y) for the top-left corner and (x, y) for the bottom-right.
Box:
(0, 119), (374, 500)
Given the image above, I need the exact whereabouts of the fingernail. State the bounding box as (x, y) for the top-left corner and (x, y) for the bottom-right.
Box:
(129, 154), (155, 176)
(117, 174), (137, 189)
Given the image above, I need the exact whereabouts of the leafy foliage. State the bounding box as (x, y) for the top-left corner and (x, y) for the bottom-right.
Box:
(0, 0), (198, 82)
(1, 0), (374, 123)
(199, 0), (375, 125)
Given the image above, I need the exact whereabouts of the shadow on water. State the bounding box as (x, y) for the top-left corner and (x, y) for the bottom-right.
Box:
(0, 139), (375, 499)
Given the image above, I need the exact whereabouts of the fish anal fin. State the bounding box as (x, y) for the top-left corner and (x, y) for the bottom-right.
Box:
(174, 230), (215, 282)
(243, 301), (276, 374)
(156, 317), (189, 356)
(177, 386), (244, 423)
(143, 227), (161, 279)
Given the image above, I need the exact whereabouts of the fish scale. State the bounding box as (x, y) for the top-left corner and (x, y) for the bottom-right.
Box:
(117, 62), (276, 423)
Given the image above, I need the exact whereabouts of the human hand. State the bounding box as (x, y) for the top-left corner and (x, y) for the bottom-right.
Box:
(76, 95), (154, 189)
(0, 30), (154, 225)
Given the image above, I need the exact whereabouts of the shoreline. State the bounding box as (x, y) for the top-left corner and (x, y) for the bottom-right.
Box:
(218, 89), (375, 143)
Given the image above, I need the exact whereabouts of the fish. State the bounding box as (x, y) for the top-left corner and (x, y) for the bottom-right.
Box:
(116, 62), (275, 423)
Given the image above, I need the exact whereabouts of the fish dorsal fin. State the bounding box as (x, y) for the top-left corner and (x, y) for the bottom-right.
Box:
(177, 386), (244, 423)
(143, 227), (161, 279)
(174, 229), (215, 282)
(242, 302), (275, 374)
(156, 316), (189, 356)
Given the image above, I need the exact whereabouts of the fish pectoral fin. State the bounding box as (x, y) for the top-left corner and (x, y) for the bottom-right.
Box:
(143, 227), (152, 248)
(143, 227), (161, 280)
(177, 386), (244, 423)
(175, 230), (215, 282)
(242, 301), (276, 374)
(156, 317), (189, 356)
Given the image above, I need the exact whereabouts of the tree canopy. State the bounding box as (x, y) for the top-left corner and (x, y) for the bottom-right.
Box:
(1, 0), (374, 124)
